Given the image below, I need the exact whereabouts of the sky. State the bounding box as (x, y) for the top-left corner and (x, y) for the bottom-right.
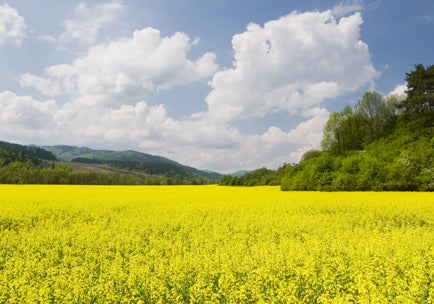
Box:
(0, 0), (433, 173)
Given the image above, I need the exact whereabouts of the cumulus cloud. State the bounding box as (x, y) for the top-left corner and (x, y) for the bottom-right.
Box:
(20, 28), (218, 106)
(60, 0), (124, 45)
(249, 113), (329, 166)
(183, 111), (330, 172)
(72, 102), (241, 151)
(0, 3), (26, 45)
(51, 100), (171, 146)
(388, 83), (407, 96)
(0, 91), (58, 142)
(0, 91), (57, 127)
(0, 89), (174, 147)
(152, 108), (330, 172)
(205, 9), (377, 122)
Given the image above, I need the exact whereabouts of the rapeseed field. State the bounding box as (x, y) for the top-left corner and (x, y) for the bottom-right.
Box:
(0, 185), (433, 303)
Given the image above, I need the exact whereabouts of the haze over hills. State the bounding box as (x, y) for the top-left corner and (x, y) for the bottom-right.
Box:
(228, 170), (252, 177)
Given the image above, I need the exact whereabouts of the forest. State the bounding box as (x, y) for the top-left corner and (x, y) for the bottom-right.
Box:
(220, 64), (434, 191)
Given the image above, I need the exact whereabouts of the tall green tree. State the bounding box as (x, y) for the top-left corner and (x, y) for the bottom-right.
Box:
(354, 91), (395, 144)
(321, 105), (352, 154)
(400, 64), (434, 113)
(321, 105), (362, 154)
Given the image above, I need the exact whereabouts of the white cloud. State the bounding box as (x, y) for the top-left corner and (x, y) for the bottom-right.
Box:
(0, 3), (26, 45)
(235, 113), (329, 169)
(0, 91), (58, 142)
(205, 10), (377, 122)
(201, 112), (329, 172)
(52, 100), (170, 146)
(0, 91), (57, 126)
(20, 74), (62, 96)
(158, 109), (330, 172)
(20, 28), (218, 106)
(287, 114), (329, 150)
(332, 0), (363, 17)
(388, 83), (407, 96)
(60, 1), (124, 45)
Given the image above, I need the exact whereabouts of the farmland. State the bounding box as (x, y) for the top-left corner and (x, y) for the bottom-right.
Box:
(0, 185), (433, 303)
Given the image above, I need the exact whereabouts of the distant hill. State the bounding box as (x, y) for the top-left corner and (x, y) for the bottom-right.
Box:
(42, 145), (221, 181)
(42, 145), (176, 164)
(0, 142), (221, 184)
(228, 170), (251, 177)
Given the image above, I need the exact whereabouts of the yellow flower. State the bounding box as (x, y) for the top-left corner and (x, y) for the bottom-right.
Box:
(0, 185), (432, 303)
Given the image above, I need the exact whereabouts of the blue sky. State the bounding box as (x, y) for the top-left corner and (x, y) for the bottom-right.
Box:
(0, 0), (433, 172)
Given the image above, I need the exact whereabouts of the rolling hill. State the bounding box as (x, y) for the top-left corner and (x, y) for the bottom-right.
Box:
(42, 145), (221, 180)
(0, 142), (221, 184)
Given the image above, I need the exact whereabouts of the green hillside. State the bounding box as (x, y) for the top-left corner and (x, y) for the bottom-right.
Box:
(280, 115), (433, 191)
(43, 145), (177, 164)
(0, 141), (57, 163)
(43, 145), (221, 180)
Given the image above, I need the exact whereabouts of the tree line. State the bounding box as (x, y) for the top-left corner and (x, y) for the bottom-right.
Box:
(221, 64), (434, 191)
(219, 167), (282, 186)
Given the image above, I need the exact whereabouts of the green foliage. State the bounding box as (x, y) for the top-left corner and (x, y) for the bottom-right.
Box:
(0, 141), (56, 166)
(301, 149), (322, 162)
(282, 64), (434, 191)
(399, 64), (434, 113)
(321, 105), (357, 154)
(219, 167), (282, 186)
(282, 120), (434, 191)
(281, 153), (335, 191)
(107, 161), (195, 180)
(0, 161), (212, 185)
(321, 105), (368, 154)
(321, 92), (397, 155)
(354, 91), (396, 144)
(71, 157), (103, 164)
